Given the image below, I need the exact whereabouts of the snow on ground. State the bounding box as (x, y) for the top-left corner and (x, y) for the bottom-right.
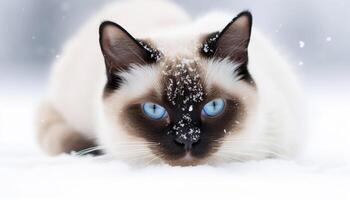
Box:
(0, 75), (350, 200)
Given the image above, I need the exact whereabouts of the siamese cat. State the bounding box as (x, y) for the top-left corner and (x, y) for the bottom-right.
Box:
(37, 0), (304, 166)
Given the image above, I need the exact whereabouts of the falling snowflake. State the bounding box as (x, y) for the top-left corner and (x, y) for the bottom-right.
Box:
(326, 37), (332, 42)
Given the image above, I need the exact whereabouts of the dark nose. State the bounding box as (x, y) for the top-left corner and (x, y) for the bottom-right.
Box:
(174, 129), (200, 151)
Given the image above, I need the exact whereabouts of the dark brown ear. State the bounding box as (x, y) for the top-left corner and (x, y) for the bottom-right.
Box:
(99, 21), (161, 90)
(200, 11), (254, 84)
(201, 11), (252, 62)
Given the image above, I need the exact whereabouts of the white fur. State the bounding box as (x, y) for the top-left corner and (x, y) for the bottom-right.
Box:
(46, 0), (304, 164)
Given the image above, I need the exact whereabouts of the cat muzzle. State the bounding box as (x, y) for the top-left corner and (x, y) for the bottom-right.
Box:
(174, 126), (200, 151)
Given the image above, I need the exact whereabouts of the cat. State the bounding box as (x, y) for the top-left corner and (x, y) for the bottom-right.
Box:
(37, 0), (304, 166)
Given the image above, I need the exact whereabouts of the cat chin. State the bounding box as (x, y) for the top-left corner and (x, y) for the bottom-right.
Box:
(166, 155), (204, 167)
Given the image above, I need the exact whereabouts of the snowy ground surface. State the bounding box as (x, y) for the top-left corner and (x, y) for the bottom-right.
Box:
(1, 73), (350, 200)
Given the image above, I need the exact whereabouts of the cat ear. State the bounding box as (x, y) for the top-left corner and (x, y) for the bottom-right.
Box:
(201, 11), (254, 83)
(99, 21), (161, 90)
(201, 11), (252, 63)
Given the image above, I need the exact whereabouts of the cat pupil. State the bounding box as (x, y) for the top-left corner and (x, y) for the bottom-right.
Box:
(152, 104), (157, 113)
(212, 101), (217, 110)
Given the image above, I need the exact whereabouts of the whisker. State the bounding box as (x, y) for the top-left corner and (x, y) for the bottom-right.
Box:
(214, 139), (288, 151)
(145, 156), (160, 167)
(76, 146), (104, 156)
(112, 142), (160, 146)
(214, 153), (248, 162)
(214, 137), (282, 143)
(127, 153), (155, 164)
(217, 148), (287, 159)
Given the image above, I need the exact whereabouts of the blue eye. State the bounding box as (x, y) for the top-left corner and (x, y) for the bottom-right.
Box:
(142, 102), (168, 120)
(202, 98), (225, 117)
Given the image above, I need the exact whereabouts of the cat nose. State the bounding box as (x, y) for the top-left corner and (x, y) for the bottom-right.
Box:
(175, 137), (199, 151)
(174, 128), (200, 151)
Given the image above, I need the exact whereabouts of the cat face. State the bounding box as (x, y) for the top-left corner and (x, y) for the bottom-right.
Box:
(99, 12), (259, 166)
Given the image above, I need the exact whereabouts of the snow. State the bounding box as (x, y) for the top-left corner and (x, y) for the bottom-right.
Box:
(138, 40), (162, 61)
(162, 59), (204, 142)
(202, 33), (219, 54)
(1, 76), (350, 199)
(299, 41), (305, 48)
(203, 43), (211, 53)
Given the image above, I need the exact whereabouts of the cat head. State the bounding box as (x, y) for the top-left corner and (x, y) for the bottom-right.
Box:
(98, 11), (259, 166)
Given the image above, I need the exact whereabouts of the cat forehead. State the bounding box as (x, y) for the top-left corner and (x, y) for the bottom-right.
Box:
(116, 57), (251, 104)
(161, 58), (205, 108)
(116, 57), (204, 103)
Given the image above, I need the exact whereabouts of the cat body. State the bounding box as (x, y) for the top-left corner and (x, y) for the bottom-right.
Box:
(37, 0), (303, 166)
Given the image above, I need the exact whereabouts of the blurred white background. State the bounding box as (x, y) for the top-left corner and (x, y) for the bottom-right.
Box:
(0, 1), (349, 199)
(1, 0), (349, 146)
(1, 0), (349, 94)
